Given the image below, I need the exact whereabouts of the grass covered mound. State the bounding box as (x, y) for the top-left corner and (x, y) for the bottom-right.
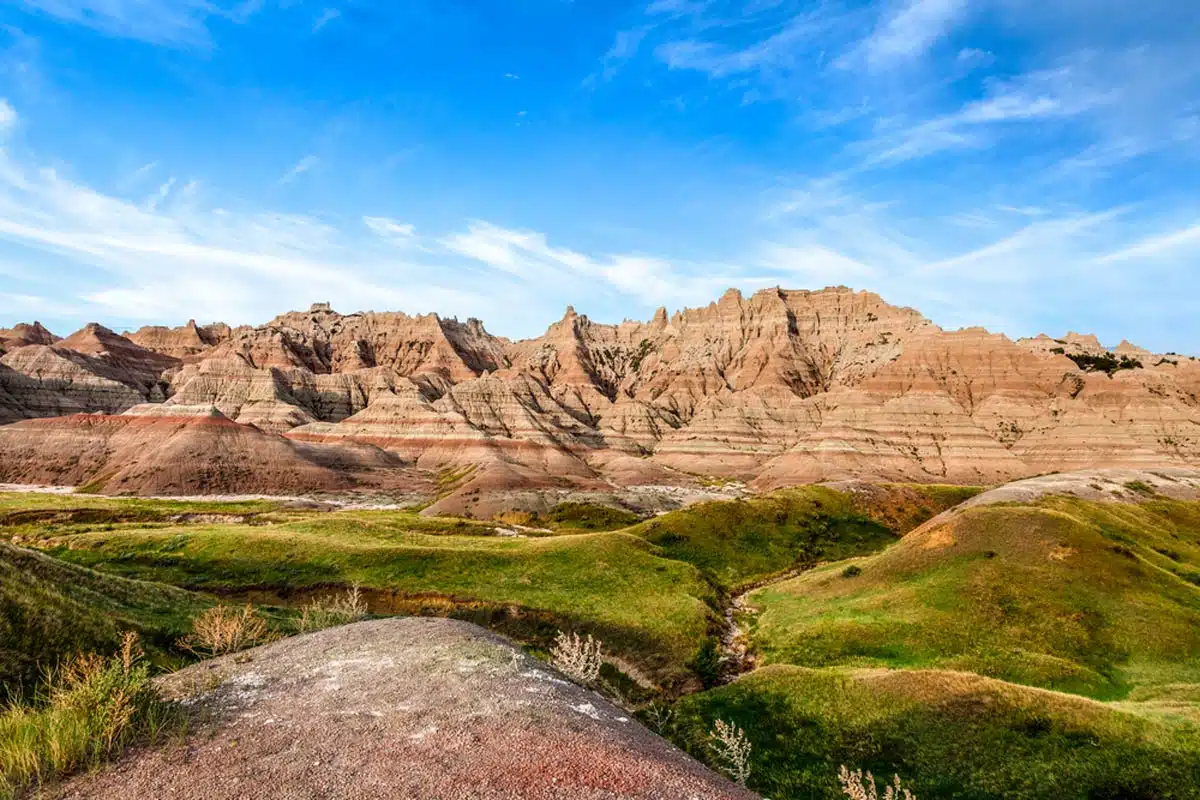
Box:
(670, 665), (1200, 800)
(749, 496), (1200, 698)
(0, 541), (208, 697)
(41, 511), (720, 684)
(540, 502), (642, 532)
(627, 485), (979, 590)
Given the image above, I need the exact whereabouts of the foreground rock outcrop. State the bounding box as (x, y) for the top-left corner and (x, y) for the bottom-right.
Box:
(3, 287), (1200, 503)
(55, 618), (755, 800)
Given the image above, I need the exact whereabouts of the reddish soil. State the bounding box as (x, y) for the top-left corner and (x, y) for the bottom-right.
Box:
(54, 618), (755, 800)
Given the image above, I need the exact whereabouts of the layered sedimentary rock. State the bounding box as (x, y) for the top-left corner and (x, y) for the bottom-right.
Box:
(3, 287), (1200, 501)
(0, 324), (178, 421)
(0, 321), (58, 354)
(126, 320), (233, 361)
(0, 404), (423, 496)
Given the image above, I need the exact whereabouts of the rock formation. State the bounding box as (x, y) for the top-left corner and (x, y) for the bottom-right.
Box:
(0, 405), (427, 496)
(53, 618), (756, 800)
(3, 286), (1199, 502)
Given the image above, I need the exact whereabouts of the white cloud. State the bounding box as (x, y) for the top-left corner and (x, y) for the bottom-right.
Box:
(956, 47), (994, 68)
(645, 0), (710, 15)
(0, 148), (486, 327)
(279, 155), (318, 184)
(656, 12), (831, 79)
(759, 244), (878, 284)
(439, 220), (753, 307)
(585, 27), (650, 86)
(127, 161), (159, 182)
(312, 8), (340, 33)
(1098, 223), (1200, 263)
(849, 0), (968, 69)
(363, 216), (417, 242)
(11, 0), (258, 47)
(144, 177), (175, 211)
(857, 61), (1113, 166)
(921, 208), (1127, 277)
(0, 99), (15, 130)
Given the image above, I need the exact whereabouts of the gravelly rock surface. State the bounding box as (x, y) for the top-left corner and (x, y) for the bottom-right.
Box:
(54, 618), (755, 800)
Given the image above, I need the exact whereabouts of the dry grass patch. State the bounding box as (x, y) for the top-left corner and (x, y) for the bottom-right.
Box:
(178, 605), (271, 657)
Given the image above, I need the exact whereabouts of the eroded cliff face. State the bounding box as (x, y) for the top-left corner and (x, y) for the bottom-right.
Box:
(2, 287), (1199, 502)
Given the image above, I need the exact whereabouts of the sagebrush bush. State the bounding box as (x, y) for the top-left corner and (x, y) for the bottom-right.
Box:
(838, 766), (916, 800)
(295, 585), (368, 633)
(0, 633), (178, 800)
(178, 604), (270, 657)
(551, 630), (603, 684)
(709, 718), (752, 786)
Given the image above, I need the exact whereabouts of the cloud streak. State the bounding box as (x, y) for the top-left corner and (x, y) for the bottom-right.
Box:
(279, 155), (319, 184)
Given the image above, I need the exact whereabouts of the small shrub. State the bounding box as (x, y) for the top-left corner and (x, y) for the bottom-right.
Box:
(842, 565), (863, 578)
(641, 701), (674, 734)
(838, 766), (916, 800)
(296, 585), (368, 634)
(178, 604), (269, 657)
(551, 631), (603, 685)
(708, 718), (752, 786)
(1123, 480), (1155, 497)
(1067, 352), (1143, 376)
(0, 633), (178, 799)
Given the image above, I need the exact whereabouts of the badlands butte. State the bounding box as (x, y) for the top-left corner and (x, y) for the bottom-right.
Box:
(0, 285), (1197, 509)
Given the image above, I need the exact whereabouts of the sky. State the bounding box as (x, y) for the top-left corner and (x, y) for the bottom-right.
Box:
(0, 0), (1197, 350)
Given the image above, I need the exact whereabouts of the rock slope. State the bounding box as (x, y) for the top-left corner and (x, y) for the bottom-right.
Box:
(54, 618), (755, 800)
(3, 288), (1199, 501)
(0, 405), (428, 496)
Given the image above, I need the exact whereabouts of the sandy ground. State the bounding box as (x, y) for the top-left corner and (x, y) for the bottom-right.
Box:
(53, 619), (755, 800)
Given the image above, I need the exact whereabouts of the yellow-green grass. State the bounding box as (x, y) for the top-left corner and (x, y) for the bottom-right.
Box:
(0, 491), (284, 515)
(42, 513), (720, 684)
(0, 541), (208, 698)
(749, 497), (1200, 699)
(626, 485), (979, 590)
(669, 665), (1200, 800)
(539, 502), (643, 532)
(1, 639), (180, 800)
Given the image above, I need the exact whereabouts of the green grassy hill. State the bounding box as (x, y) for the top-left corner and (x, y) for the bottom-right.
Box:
(0, 541), (208, 696)
(748, 496), (1200, 698)
(671, 665), (1200, 800)
(627, 484), (980, 590)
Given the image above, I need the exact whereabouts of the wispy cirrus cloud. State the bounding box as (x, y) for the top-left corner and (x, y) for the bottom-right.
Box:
(0, 99), (15, 130)
(838, 0), (968, 70)
(8, 0), (262, 47)
(312, 8), (340, 33)
(584, 27), (651, 86)
(279, 155), (318, 185)
(1098, 223), (1200, 263)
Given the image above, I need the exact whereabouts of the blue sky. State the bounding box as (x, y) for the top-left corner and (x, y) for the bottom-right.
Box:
(0, 0), (1197, 350)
